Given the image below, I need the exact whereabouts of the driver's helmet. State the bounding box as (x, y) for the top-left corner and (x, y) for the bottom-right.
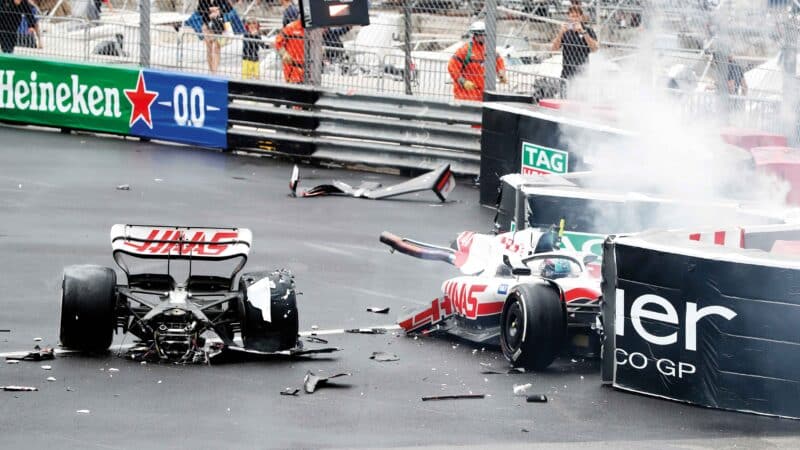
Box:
(541, 258), (572, 279)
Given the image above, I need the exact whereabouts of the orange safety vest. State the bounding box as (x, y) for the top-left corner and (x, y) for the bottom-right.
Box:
(275, 19), (305, 83)
(447, 40), (506, 101)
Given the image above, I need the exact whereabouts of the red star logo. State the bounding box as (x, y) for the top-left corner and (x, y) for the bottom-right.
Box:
(124, 72), (158, 129)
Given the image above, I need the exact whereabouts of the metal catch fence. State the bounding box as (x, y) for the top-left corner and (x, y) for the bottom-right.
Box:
(1, 1), (799, 135)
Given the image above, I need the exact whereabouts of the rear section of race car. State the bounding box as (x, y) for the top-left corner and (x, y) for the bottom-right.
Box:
(59, 225), (300, 362)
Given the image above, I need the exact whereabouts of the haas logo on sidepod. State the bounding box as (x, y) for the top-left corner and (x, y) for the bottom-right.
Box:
(443, 281), (486, 319)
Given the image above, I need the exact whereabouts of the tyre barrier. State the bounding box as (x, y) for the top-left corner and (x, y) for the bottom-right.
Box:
(601, 225), (800, 419)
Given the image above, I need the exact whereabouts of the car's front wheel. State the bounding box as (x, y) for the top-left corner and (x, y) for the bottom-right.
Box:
(500, 280), (566, 370)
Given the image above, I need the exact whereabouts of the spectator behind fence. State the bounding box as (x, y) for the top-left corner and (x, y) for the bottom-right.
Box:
(197, 0), (232, 73)
(447, 21), (506, 101)
(276, 19), (304, 83)
(17, 0), (40, 49)
(0, 0), (35, 53)
(727, 55), (748, 96)
(551, 5), (598, 80)
(242, 18), (268, 80)
(281, 0), (299, 27)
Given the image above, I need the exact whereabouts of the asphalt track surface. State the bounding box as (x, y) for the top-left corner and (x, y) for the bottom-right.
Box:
(1, 125), (799, 449)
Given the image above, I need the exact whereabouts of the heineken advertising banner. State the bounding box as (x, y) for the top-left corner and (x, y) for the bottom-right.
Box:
(0, 55), (228, 148)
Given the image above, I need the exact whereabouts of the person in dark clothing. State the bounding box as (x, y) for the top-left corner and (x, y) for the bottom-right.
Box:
(551, 5), (598, 80)
(241, 18), (268, 79)
(17, 0), (40, 48)
(727, 56), (748, 96)
(197, 0), (232, 73)
(322, 26), (350, 63)
(0, 0), (35, 53)
(281, 0), (299, 27)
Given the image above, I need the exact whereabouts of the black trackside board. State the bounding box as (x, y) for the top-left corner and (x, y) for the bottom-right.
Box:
(604, 234), (800, 419)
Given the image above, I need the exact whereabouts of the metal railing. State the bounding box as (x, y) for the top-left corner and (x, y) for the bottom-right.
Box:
(5, 0), (799, 142)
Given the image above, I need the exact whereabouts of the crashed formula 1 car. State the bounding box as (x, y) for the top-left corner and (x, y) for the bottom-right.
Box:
(289, 164), (456, 202)
(59, 225), (330, 363)
(381, 228), (602, 370)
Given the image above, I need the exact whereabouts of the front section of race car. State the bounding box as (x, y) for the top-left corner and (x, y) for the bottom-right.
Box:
(383, 228), (602, 370)
(59, 225), (305, 363)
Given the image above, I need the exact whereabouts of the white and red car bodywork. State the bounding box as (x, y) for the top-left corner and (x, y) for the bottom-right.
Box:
(387, 228), (603, 349)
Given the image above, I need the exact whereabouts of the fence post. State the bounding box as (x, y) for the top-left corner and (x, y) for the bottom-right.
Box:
(140, 0), (151, 67)
(782, 17), (798, 144)
(484, 0), (498, 96)
(403, 0), (413, 95)
(304, 28), (323, 86)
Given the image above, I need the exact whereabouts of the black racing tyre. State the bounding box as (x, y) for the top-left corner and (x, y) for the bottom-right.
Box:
(238, 270), (299, 352)
(500, 280), (566, 370)
(59, 265), (118, 351)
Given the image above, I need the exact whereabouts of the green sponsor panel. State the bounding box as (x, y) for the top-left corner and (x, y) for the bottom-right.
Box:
(0, 55), (136, 134)
(560, 231), (605, 256)
(521, 141), (569, 175)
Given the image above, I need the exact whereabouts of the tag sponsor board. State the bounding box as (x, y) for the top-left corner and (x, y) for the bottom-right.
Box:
(521, 141), (568, 175)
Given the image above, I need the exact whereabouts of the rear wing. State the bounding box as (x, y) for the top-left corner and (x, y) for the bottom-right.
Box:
(110, 224), (252, 273)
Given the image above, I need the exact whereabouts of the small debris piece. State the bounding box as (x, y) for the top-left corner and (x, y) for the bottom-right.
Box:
(66, 387), (74, 392)
(513, 383), (533, 395)
(280, 388), (300, 396)
(526, 394), (548, 403)
(46, 377), (56, 382)
(305, 336), (329, 344)
(522, 429), (530, 433)
(303, 371), (351, 394)
(345, 328), (388, 335)
(366, 306), (390, 314)
(116, 184), (131, 190)
(41, 365), (52, 370)
(33, 337), (42, 342)
(421, 394), (485, 401)
(311, 325), (319, 330)
(481, 368), (527, 375)
(108, 368), (119, 372)
(6, 347), (55, 362)
(0, 329), (10, 332)
(369, 352), (399, 362)
(76, 410), (90, 414)
(6, 360), (19, 365)
(1, 386), (38, 391)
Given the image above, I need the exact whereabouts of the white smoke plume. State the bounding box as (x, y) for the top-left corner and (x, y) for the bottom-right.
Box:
(553, 8), (792, 232)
